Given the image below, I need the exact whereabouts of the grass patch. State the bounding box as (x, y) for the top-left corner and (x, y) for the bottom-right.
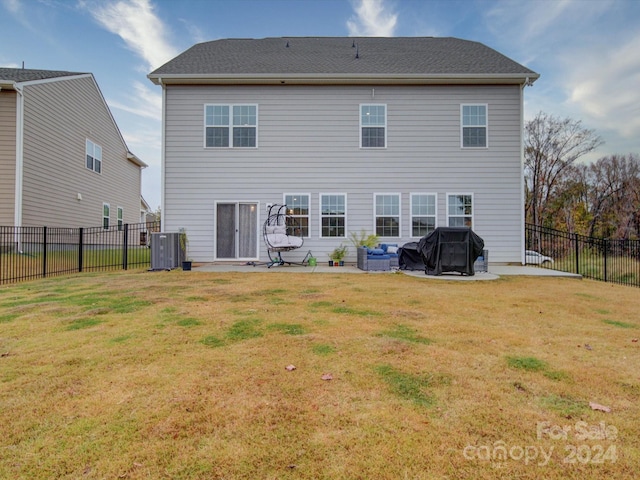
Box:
(506, 355), (548, 372)
(506, 355), (569, 382)
(539, 394), (588, 417)
(378, 324), (432, 345)
(312, 344), (336, 355)
(267, 323), (306, 335)
(375, 364), (435, 407)
(226, 318), (263, 341)
(0, 314), (19, 323)
(65, 318), (103, 331)
(603, 319), (637, 329)
(176, 318), (202, 327)
(201, 335), (225, 348)
(109, 335), (131, 344)
(332, 306), (382, 316)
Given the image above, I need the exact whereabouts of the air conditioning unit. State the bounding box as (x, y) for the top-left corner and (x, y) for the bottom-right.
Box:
(150, 232), (183, 270)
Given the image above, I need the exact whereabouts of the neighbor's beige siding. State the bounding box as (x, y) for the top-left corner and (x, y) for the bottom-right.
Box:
(20, 75), (141, 227)
(0, 90), (16, 225)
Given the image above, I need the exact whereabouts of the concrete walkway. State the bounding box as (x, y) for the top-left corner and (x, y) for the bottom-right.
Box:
(192, 262), (581, 281)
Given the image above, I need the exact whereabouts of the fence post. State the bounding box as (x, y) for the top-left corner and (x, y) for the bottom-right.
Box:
(78, 227), (84, 273)
(603, 238), (608, 283)
(42, 226), (47, 278)
(122, 223), (129, 271)
(574, 233), (579, 275)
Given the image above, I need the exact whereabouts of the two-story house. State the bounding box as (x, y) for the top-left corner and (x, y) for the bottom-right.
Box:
(0, 68), (146, 228)
(148, 37), (538, 264)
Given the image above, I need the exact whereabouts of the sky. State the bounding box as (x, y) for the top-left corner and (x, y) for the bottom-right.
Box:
(2, 0), (639, 212)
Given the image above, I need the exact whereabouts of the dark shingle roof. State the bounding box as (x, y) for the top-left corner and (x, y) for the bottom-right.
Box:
(0, 67), (85, 84)
(149, 37), (538, 83)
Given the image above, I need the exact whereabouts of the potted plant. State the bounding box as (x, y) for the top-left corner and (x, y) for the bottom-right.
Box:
(330, 244), (348, 266)
(179, 228), (191, 271)
(349, 229), (379, 249)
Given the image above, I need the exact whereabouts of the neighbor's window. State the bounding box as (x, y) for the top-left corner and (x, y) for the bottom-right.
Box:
(375, 193), (400, 237)
(284, 194), (310, 237)
(86, 139), (102, 173)
(205, 104), (257, 148)
(411, 193), (436, 237)
(117, 206), (123, 231)
(320, 194), (346, 238)
(103, 203), (110, 229)
(361, 104), (386, 148)
(461, 104), (487, 148)
(447, 194), (473, 228)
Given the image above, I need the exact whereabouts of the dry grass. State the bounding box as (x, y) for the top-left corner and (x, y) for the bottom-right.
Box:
(0, 269), (639, 479)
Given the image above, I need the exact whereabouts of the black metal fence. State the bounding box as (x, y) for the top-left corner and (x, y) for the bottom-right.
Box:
(526, 223), (640, 287)
(0, 222), (160, 285)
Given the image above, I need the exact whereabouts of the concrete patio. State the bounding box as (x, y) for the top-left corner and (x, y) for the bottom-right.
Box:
(191, 262), (581, 281)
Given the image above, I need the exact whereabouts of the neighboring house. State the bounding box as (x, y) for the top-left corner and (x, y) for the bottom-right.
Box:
(148, 37), (538, 264)
(0, 68), (146, 229)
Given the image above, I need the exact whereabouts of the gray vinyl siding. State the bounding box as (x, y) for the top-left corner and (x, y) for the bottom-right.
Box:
(163, 84), (524, 263)
(0, 90), (16, 225)
(20, 76), (141, 227)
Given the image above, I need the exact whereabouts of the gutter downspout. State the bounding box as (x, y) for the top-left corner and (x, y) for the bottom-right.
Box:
(14, 84), (24, 244)
(159, 77), (166, 228)
(520, 77), (530, 265)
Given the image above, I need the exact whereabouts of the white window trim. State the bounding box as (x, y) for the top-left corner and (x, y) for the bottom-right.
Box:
(360, 103), (387, 149)
(117, 206), (124, 230)
(373, 192), (401, 238)
(283, 193), (311, 238)
(204, 104), (259, 149)
(446, 192), (474, 229)
(86, 138), (102, 174)
(460, 104), (488, 149)
(103, 202), (110, 229)
(319, 193), (347, 239)
(410, 192), (437, 239)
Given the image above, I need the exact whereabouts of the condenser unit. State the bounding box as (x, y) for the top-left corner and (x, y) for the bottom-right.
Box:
(150, 232), (183, 270)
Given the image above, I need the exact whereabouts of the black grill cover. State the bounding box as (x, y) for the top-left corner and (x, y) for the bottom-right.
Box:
(398, 242), (425, 271)
(417, 227), (485, 276)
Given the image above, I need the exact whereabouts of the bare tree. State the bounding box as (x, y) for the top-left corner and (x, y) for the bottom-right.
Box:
(524, 112), (603, 229)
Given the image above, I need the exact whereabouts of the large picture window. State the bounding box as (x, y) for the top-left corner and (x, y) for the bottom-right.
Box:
(284, 194), (310, 237)
(360, 104), (386, 148)
(410, 193), (436, 237)
(320, 194), (346, 238)
(205, 104), (257, 148)
(447, 193), (473, 228)
(461, 104), (487, 148)
(86, 139), (102, 173)
(375, 193), (400, 237)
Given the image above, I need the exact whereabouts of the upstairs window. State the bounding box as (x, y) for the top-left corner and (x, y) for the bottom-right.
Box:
(361, 104), (386, 148)
(205, 104), (257, 148)
(320, 194), (346, 238)
(461, 105), (487, 148)
(375, 193), (400, 237)
(284, 194), (310, 237)
(86, 139), (102, 173)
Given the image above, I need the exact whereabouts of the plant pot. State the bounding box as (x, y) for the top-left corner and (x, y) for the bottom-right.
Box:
(339, 261), (345, 266)
(308, 257), (317, 267)
(328, 260), (334, 266)
(182, 261), (192, 271)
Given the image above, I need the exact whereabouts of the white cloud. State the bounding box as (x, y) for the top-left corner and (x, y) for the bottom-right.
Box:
(567, 32), (640, 139)
(347, 0), (397, 37)
(108, 81), (161, 120)
(85, 0), (178, 71)
(3, 0), (20, 13)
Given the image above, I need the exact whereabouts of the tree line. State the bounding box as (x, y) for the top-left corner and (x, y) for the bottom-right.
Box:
(525, 112), (640, 240)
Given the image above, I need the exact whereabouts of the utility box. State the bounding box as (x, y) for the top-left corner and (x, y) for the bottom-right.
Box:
(150, 232), (183, 270)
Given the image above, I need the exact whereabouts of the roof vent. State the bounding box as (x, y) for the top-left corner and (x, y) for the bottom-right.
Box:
(286, 41), (289, 48)
(355, 44), (359, 59)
